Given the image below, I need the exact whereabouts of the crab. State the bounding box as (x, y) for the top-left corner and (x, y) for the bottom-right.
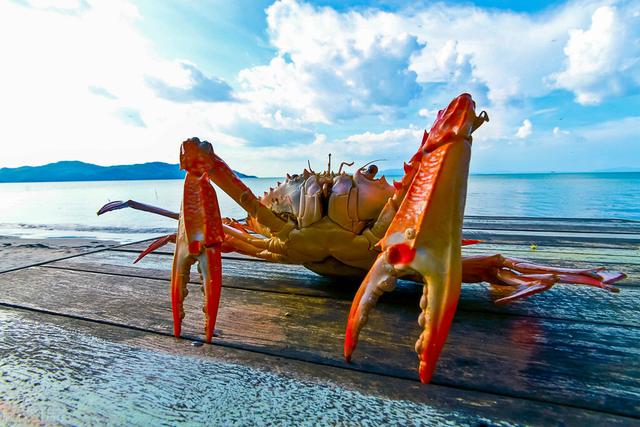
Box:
(98, 93), (626, 383)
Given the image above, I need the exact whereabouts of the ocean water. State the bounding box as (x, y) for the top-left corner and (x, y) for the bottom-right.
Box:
(0, 173), (638, 242)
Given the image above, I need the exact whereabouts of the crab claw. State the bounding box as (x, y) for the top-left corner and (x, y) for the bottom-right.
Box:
(172, 164), (224, 343)
(345, 94), (485, 383)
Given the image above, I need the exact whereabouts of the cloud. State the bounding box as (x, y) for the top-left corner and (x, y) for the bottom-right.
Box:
(235, 0), (640, 141)
(89, 85), (117, 100)
(418, 108), (433, 118)
(234, 126), (425, 177)
(472, 115), (640, 173)
(575, 115), (640, 141)
(0, 0), (245, 168)
(550, 5), (640, 105)
(145, 61), (235, 103)
(116, 107), (146, 127)
(342, 128), (423, 154)
(17, 0), (90, 15)
(237, 0), (422, 127)
(553, 126), (569, 136)
(516, 119), (533, 139)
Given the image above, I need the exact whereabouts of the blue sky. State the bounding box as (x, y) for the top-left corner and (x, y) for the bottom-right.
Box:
(1, 0), (638, 176)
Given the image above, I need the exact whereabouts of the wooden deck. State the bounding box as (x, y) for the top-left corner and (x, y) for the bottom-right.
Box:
(1, 216), (639, 425)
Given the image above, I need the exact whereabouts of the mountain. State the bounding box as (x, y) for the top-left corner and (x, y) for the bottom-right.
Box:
(0, 161), (256, 183)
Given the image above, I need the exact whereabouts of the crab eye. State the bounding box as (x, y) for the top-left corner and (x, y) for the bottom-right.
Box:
(360, 164), (378, 179)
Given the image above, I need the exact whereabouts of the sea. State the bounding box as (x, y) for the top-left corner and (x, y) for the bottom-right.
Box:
(0, 172), (638, 242)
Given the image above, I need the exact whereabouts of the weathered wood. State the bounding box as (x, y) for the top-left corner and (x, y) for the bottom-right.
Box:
(464, 243), (640, 264)
(462, 216), (640, 235)
(113, 238), (640, 284)
(111, 245), (640, 279)
(464, 230), (640, 249)
(1, 266), (638, 417)
(0, 238), (152, 275)
(46, 250), (640, 327)
(2, 306), (634, 426)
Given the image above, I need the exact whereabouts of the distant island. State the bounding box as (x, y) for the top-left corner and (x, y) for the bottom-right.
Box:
(0, 161), (256, 183)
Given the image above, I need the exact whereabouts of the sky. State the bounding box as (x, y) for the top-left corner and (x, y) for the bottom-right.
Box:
(0, 0), (639, 176)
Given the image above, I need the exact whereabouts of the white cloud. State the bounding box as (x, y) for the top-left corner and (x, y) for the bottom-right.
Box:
(146, 61), (235, 103)
(236, 127), (424, 176)
(472, 115), (640, 173)
(236, 0), (640, 139)
(237, 0), (421, 127)
(418, 108), (433, 118)
(0, 1), (246, 168)
(410, 5), (584, 103)
(550, 5), (640, 104)
(516, 119), (533, 139)
(553, 126), (570, 136)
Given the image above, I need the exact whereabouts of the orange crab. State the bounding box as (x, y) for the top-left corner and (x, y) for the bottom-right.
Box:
(98, 94), (626, 383)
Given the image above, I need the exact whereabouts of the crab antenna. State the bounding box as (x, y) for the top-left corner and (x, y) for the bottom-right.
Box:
(338, 161), (355, 174)
(307, 160), (315, 173)
(327, 153), (332, 175)
(357, 159), (386, 171)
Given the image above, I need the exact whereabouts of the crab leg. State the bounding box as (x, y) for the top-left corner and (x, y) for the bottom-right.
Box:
(461, 254), (627, 303)
(172, 171), (225, 343)
(345, 93), (483, 383)
(97, 200), (179, 220)
(97, 196), (284, 263)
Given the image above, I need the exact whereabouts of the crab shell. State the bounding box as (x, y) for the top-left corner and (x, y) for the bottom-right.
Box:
(248, 166), (395, 276)
(260, 167), (394, 233)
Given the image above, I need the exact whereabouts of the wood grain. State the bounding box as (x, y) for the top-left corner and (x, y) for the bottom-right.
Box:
(2, 305), (634, 426)
(1, 266), (638, 417)
(47, 250), (640, 327)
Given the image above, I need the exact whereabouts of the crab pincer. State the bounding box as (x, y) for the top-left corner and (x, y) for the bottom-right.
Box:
(344, 94), (486, 383)
(172, 139), (225, 343)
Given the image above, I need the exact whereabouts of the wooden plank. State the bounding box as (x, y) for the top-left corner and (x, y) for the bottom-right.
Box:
(46, 250), (640, 327)
(0, 241), (113, 274)
(113, 238), (640, 278)
(1, 267), (638, 417)
(111, 246), (640, 275)
(464, 243), (640, 264)
(463, 216), (640, 234)
(0, 238), (155, 275)
(463, 230), (640, 249)
(2, 307), (634, 426)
